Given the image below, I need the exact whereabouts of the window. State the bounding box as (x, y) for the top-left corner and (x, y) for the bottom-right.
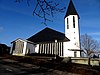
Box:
(73, 16), (75, 28)
(67, 18), (69, 29)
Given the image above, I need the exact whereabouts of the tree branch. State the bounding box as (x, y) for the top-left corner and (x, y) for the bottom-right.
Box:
(15, 0), (65, 25)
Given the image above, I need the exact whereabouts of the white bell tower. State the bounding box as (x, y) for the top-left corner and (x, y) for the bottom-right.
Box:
(64, 0), (81, 57)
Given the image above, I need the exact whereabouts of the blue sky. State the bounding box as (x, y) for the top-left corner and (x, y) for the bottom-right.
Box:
(0, 0), (100, 46)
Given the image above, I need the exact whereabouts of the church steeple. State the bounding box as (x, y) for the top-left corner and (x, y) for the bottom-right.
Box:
(64, 0), (81, 57)
(64, 0), (79, 18)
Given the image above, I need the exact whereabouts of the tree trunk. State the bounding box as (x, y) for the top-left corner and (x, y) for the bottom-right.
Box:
(88, 57), (91, 65)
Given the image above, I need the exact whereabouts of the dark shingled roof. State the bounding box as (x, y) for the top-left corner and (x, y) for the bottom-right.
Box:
(64, 0), (79, 18)
(27, 27), (69, 43)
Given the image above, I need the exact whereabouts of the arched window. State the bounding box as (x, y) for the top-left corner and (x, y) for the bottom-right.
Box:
(73, 16), (75, 28)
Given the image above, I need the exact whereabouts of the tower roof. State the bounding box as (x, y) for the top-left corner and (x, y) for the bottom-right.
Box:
(64, 0), (79, 18)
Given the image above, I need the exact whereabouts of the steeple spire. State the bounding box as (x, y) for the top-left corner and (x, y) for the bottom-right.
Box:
(64, 0), (79, 18)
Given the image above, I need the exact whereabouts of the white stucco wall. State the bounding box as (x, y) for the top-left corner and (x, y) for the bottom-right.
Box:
(63, 42), (80, 57)
(65, 15), (80, 47)
(35, 44), (39, 53)
(64, 15), (81, 57)
(10, 38), (37, 56)
(11, 39), (27, 56)
(64, 42), (74, 57)
(23, 41), (27, 55)
(10, 44), (13, 54)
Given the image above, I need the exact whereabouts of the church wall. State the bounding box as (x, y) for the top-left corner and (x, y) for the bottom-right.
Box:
(65, 15), (80, 48)
(11, 39), (26, 56)
(63, 42), (81, 57)
(26, 43), (36, 54)
(10, 44), (13, 54)
(64, 14), (81, 57)
(34, 42), (64, 57)
(10, 39), (36, 56)
(35, 44), (39, 53)
(77, 51), (81, 57)
(22, 41), (27, 55)
(63, 42), (74, 57)
(34, 42), (81, 57)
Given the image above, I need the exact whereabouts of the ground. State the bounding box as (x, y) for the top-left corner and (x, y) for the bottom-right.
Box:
(0, 55), (100, 75)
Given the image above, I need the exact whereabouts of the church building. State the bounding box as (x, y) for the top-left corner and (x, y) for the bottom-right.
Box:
(10, 0), (81, 57)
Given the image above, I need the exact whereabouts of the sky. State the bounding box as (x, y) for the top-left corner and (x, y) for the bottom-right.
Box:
(0, 0), (100, 46)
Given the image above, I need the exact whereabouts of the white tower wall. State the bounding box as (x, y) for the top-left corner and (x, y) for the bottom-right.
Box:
(65, 15), (80, 48)
(64, 15), (81, 57)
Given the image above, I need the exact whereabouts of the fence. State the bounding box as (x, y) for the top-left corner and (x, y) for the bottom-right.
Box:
(70, 57), (100, 66)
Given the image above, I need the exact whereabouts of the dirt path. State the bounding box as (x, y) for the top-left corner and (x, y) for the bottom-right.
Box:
(0, 57), (80, 75)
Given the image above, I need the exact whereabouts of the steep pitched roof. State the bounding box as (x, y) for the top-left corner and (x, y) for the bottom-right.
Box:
(27, 27), (69, 43)
(64, 0), (79, 18)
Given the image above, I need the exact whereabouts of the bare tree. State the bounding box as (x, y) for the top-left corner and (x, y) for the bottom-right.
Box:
(15, 0), (66, 25)
(81, 34), (99, 57)
(80, 34), (100, 65)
